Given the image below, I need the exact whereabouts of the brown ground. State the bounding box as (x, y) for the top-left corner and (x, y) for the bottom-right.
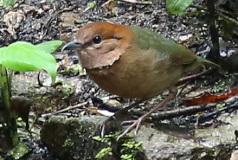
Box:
(1, 0), (238, 159)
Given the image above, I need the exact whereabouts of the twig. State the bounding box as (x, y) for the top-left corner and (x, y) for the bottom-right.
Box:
(191, 4), (238, 26)
(129, 103), (217, 122)
(119, 0), (152, 5)
(177, 68), (212, 85)
(41, 102), (88, 118)
(216, 8), (235, 16)
(216, 11), (238, 26)
(193, 103), (238, 123)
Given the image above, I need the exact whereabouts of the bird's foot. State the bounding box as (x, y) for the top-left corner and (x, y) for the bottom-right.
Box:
(100, 108), (128, 137)
(117, 117), (144, 140)
(100, 116), (114, 137)
(99, 100), (144, 137)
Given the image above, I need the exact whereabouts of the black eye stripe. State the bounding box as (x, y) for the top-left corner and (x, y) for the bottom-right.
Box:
(113, 36), (121, 40)
(92, 36), (102, 44)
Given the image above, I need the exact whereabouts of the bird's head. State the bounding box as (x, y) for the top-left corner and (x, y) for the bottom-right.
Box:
(62, 22), (133, 69)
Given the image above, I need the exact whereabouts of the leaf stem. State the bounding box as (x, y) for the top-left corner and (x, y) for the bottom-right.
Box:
(0, 65), (19, 146)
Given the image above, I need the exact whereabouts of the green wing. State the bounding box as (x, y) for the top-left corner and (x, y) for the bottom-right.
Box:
(129, 26), (197, 65)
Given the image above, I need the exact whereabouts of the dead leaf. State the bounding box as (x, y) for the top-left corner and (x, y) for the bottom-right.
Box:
(183, 88), (238, 106)
(102, 0), (117, 11)
(11, 97), (32, 129)
(3, 11), (25, 38)
(59, 12), (81, 27)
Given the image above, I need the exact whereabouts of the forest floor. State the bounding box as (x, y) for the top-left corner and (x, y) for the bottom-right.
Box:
(1, 0), (238, 159)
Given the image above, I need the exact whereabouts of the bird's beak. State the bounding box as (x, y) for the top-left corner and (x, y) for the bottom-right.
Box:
(61, 41), (83, 51)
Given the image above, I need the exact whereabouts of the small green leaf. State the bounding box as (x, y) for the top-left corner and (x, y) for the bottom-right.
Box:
(9, 142), (30, 159)
(92, 136), (103, 142)
(0, 0), (16, 7)
(121, 154), (133, 160)
(95, 147), (112, 159)
(166, 0), (194, 15)
(87, 2), (96, 9)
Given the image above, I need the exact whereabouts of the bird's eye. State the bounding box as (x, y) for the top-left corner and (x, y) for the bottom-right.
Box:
(92, 36), (102, 44)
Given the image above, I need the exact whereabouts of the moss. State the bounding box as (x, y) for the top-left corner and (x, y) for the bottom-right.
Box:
(120, 141), (143, 160)
(95, 147), (113, 159)
(93, 133), (144, 160)
(63, 138), (74, 148)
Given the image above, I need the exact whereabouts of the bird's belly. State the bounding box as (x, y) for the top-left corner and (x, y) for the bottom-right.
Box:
(87, 64), (182, 99)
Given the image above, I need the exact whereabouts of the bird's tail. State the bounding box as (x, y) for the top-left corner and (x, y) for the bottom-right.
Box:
(196, 56), (220, 67)
(184, 56), (219, 73)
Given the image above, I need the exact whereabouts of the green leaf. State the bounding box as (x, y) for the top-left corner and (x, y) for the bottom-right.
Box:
(121, 154), (133, 160)
(35, 40), (64, 54)
(166, 0), (194, 15)
(0, 0), (16, 7)
(9, 142), (30, 159)
(0, 41), (63, 83)
(95, 147), (112, 159)
(87, 2), (96, 9)
(92, 136), (103, 142)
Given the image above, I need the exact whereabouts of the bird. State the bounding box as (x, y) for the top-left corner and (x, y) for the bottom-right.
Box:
(62, 22), (217, 139)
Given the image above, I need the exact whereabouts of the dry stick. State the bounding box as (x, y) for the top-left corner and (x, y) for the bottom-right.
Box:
(193, 102), (238, 123)
(41, 102), (88, 117)
(104, 0), (152, 5)
(49, 95), (214, 121)
(130, 103), (217, 122)
(176, 68), (213, 98)
(41, 98), (237, 126)
(177, 68), (212, 84)
(216, 7), (235, 16)
(191, 4), (238, 26)
(120, 0), (152, 5)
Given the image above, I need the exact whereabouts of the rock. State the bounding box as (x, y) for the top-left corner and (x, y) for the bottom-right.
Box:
(40, 114), (237, 160)
(40, 115), (147, 160)
(40, 116), (107, 160)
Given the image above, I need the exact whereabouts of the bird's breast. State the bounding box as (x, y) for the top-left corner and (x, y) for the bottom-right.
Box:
(86, 47), (183, 99)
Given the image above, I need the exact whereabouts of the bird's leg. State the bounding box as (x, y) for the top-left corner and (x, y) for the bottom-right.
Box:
(178, 67), (212, 83)
(117, 90), (177, 140)
(100, 99), (146, 137)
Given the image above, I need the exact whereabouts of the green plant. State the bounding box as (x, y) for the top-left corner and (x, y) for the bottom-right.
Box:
(120, 141), (142, 160)
(63, 138), (74, 147)
(166, 0), (238, 63)
(166, 0), (193, 15)
(93, 135), (114, 159)
(0, 0), (16, 7)
(95, 147), (113, 159)
(0, 40), (63, 147)
(93, 134), (143, 160)
(0, 41), (61, 81)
